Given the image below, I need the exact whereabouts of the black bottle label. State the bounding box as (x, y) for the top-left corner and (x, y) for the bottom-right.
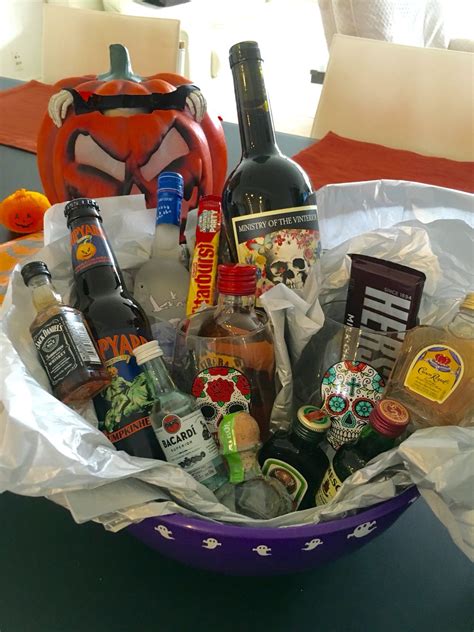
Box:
(231, 205), (320, 298)
(262, 458), (308, 510)
(94, 329), (159, 457)
(33, 313), (101, 387)
(70, 218), (115, 275)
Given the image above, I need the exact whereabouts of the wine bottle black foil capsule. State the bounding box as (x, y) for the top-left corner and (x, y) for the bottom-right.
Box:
(221, 41), (319, 295)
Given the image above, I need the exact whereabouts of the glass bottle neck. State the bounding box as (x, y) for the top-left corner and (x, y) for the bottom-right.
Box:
(28, 274), (63, 312)
(69, 216), (124, 296)
(140, 355), (177, 399)
(216, 293), (256, 313)
(152, 222), (180, 256)
(231, 57), (279, 157)
(291, 423), (325, 447)
(351, 424), (396, 460)
(447, 307), (474, 339)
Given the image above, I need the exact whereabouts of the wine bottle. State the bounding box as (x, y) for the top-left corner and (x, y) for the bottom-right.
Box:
(221, 41), (320, 298)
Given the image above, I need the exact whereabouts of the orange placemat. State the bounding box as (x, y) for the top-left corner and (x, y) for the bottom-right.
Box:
(0, 80), (56, 153)
(0, 231), (44, 306)
(293, 132), (474, 194)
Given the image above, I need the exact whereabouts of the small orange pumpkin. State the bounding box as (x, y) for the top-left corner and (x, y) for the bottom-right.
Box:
(37, 44), (227, 220)
(0, 189), (50, 234)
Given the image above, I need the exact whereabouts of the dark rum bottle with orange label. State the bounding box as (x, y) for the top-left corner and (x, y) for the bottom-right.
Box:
(64, 198), (163, 459)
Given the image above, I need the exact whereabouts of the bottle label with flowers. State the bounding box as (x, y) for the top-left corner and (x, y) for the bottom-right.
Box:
(404, 345), (464, 403)
(231, 205), (320, 299)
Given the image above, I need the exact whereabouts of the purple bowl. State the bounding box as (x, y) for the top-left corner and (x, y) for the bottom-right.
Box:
(128, 486), (419, 575)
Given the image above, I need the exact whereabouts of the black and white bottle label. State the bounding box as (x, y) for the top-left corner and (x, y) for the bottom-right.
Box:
(33, 313), (100, 387)
(155, 409), (220, 483)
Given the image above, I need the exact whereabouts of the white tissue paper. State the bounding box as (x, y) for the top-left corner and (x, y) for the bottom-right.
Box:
(0, 182), (472, 560)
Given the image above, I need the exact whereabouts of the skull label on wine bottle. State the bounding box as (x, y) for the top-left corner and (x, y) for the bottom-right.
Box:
(231, 205), (320, 298)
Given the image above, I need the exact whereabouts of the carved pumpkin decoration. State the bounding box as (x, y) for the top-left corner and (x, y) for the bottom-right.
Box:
(0, 189), (50, 234)
(37, 44), (227, 220)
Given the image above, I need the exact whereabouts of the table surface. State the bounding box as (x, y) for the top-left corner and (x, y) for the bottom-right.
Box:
(0, 77), (473, 632)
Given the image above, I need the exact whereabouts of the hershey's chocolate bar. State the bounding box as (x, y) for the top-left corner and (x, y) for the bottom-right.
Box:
(341, 255), (426, 379)
(344, 254), (426, 332)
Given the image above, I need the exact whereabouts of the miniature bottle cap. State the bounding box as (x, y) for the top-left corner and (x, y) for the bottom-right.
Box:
(297, 406), (331, 432)
(218, 411), (261, 484)
(132, 340), (163, 365)
(217, 264), (257, 296)
(461, 293), (474, 311)
(21, 261), (51, 286)
(369, 399), (410, 438)
(158, 172), (184, 198)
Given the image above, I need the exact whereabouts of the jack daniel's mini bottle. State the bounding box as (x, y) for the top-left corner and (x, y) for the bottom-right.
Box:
(64, 198), (162, 459)
(21, 261), (110, 404)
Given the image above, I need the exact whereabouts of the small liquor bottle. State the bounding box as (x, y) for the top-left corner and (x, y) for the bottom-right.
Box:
(187, 263), (276, 441)
(385, 293), (474, 427)
(133, 340), (227, 492)
(216, 411), (292, 519)
(316, 398), (410, 505)
(134, 172), (190, 323)
(21, 261), (110, 404)
(259, 406), (331, 510)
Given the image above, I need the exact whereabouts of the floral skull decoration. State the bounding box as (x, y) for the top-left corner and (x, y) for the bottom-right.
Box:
(191, 366), (251, 439)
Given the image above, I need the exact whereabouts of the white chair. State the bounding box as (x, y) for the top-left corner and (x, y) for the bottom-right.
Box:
(41, 3), (181, 83)
(311, 34), (474, 161)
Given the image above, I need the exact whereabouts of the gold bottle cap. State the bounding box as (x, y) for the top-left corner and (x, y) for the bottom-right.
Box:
(461, 293), (474, 311)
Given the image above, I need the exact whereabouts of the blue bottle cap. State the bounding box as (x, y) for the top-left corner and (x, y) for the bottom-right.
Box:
(157, 172), (184, 226)
(158, 172), (184, 198)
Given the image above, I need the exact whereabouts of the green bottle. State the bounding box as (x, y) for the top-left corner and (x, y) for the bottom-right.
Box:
(133, 341), (227, 492)
(316, 398), (410, 505)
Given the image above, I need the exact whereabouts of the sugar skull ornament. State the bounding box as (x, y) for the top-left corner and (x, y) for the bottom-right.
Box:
(37, 44), (227, 219)
(321, 360), (386, 449)
(191, 366), (251, 439)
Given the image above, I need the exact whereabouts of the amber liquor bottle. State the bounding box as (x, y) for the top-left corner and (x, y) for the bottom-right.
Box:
(21, 260), (110, 404)
(64, 198), (163, 459)
(185, 264), (276, 442)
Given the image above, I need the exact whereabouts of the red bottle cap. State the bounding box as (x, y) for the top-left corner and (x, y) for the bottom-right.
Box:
(369, 399), (410, 438)
(199, 194), (222, 208)
(217, 264), (257, 296)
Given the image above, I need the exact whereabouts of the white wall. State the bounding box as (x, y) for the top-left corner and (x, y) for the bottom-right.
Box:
(0, 0), (44, 80)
